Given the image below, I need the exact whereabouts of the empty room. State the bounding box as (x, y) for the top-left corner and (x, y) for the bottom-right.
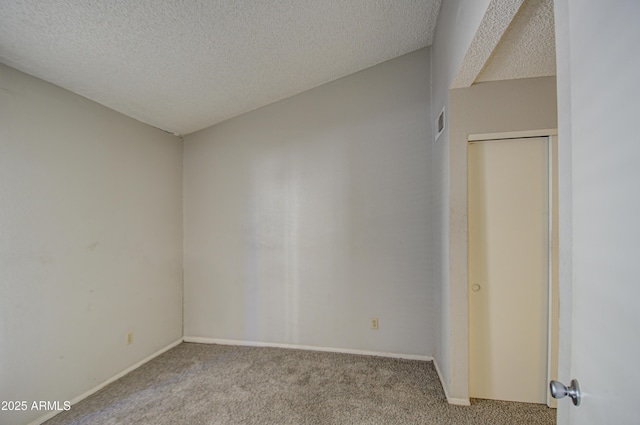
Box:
(1, 1), (639, 424)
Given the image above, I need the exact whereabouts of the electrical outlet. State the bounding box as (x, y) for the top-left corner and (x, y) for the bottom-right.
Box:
(126, 332), (133, 345)
(371, 318), (379, 330)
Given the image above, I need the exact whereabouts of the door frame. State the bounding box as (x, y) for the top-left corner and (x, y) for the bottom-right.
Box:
(467, 129), (558, 407)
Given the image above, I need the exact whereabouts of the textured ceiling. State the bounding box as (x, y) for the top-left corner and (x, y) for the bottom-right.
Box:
(451, 0), (525, 89)
(0, 0), (441, 135)
(451, 0), (555, 89)
(476, 0), (556, 83)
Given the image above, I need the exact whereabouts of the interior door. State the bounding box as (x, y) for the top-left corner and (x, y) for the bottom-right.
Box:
(468, 137), (549, 404)
(555, 2), (640, 423)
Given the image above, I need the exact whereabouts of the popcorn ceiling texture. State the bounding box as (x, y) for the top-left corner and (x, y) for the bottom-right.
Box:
(0, 0), (440, 135)
(451, 0), (556, 89)
(476, 0), (556, 83)
(450, 0), (525, 89)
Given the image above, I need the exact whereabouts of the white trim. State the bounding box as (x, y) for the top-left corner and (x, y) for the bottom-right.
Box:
(468, 128), (558, 142)
(28, 337), (464, 425)
(447, 397), (472, 406)
(546, 135), (559, 409)
(28, 338), (184, 425)
(546, 135), (554, 408)
(183, 337), (432, 362)
(432, 358), (471, 406)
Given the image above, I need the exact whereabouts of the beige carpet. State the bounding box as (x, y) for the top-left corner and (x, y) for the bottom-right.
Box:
(44, 343), (556, 424)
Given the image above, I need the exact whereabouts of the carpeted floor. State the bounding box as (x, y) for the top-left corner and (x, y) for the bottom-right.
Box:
(44, 343), (556, 424)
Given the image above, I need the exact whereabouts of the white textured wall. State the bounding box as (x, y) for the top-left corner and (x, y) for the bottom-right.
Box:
(0, 64), (183, 425)
(184, 49), (433, 356)
(429, 0), (491, 401)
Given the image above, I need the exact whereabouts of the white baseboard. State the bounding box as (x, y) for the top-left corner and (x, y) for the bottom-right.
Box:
(432, 358), (471, 406)
(29, 337), (468, 425)
(183, 336), (433, 362)
(186, 338), (475, 404)
(28, 338), (183, 425)
(446, 397), (471, 406)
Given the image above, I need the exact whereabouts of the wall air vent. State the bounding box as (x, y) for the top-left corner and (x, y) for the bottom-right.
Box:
(435, 106), (445, 141)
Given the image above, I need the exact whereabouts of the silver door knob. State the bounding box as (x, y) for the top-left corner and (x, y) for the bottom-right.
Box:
(550, 379), (581, 406)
